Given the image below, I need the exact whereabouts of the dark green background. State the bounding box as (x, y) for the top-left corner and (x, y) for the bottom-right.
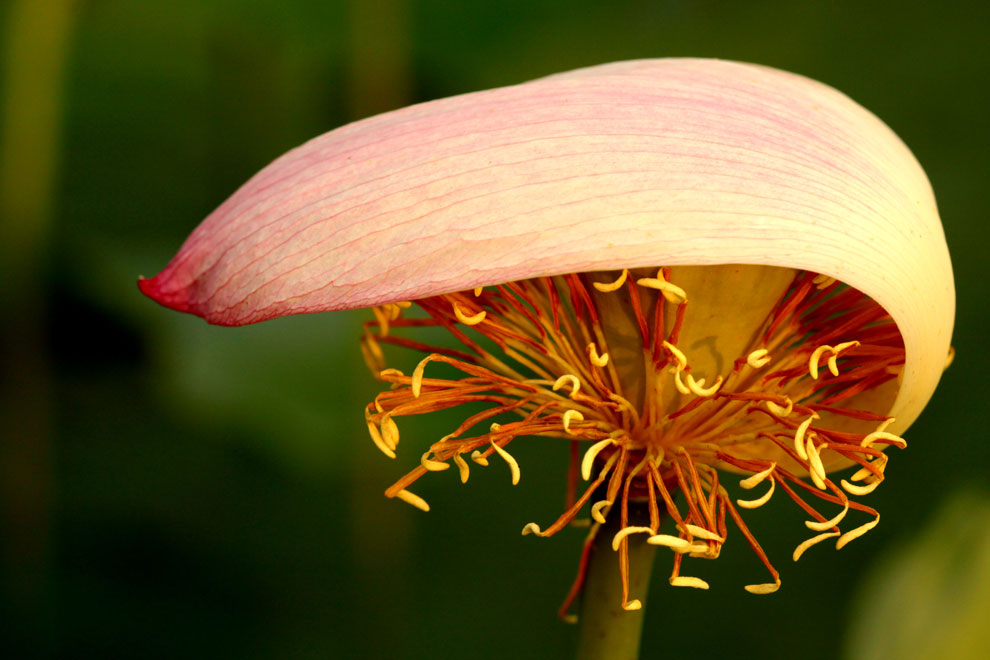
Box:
(2, 1), (986, 658)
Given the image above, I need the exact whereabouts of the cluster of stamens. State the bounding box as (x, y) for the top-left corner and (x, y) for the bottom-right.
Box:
(359, 267), (906, 618)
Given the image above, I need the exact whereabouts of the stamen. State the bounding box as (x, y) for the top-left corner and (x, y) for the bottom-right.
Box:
(611, 526), (655, 551)
(670, 576), (709, 590)
(680, 523), (724, 543)
(737, 477), (775, 509)
(808, 344), (833, 380)
(581, 438), (614, 481)
(745, 579), (782, 595)
(793, 414), (819, 460)
(562, 410), (585, 434)
(410, 355), (435, 397)
(766, 397), (793, 417)
(647, 534), (693, 550)
(453, 302), (486, 326)
(840, 478), (881, 496)
(366, 421), (396, 459)
(835, 515), (880, 549)
(521, 522), (546, 537)
(587, 342), (609, 367)
(805, 437), (828, 490)
(552, 374), (581, 396)
(395, 489), (430, 512)
(827, 340), (860, 376)
(421, 453), (449, 471)
(470, 450), (489, 466)
(746, 348), (772, 369)
(381, 415), (400, 451)
(661, 340), (687, 369)
(637, 270), (688, 304)
(592, 269), (628, 292)
(473, 287), (483, 296)
(805, 499), (850, 531)
(623, 600), (642, 611)
(812, 274), (836, 289)
(792, 531), (840, 561)
(686, 373), (723, 397)
(490, 440), (521, 485)
(591, 500), (612, 524)
(453, 453), (470, 483)
(739, 463), (776, 489)
(861, 430), (907, 449)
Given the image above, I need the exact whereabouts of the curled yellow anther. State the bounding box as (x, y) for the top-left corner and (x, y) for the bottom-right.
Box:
(395, 489), (430, 512)
(806, 437), (827, 490)
(453, 302), (486, 326)
(411, 355), (436, 398)
(637, 271), (688, 304)
(808, 344), (833, 380)
(737, 477), (775, 509)
(746, 348), (772, 369)
(793, 414), (819, 460)
(611, 526), (656, 551)
(840, 478), (881, 496)
(552, 374), (581, 396)
(473, 287), (483, 296)
(812, 274), (836, 289)
(739, 463), (776, 489)
(490, 440), (520, 485)
(860, 430), (907, 449)
(792, 531), (840, 561)
(622, 600), (642, 611)
(681, 524), (724, 542)
(672, 369), (691, 395)
(745, 579), (781, 594)
(587, 343), (609, 367)
(836, 515), (880, 550)
(647, 534), (692, 550)
(581, 438), (614, 481)
(805, 500), (850, 531)
(766, 397), (793, 417)
(826, 340), (861, 376)
(562, 409), (585, 434)
(686, 373), (722, 397)
(453, 453), (470, 483)
(592, 269), (628, 292)
(670, 576), (709, 590)
(470, 450), (489, 466)
(366, 421), (396, 459)
(421, 452), (449, 471)
(661, 340), (687, 369)
(521, 522), (546, 537)
(381, 415), (400, 451)
(591, 500), (612, 524)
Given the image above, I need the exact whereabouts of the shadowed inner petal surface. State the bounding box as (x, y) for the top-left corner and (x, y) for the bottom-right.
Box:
(362, 264), (906, 609)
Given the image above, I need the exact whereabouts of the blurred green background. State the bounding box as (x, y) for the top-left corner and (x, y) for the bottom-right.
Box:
(1, 0), (987, 658)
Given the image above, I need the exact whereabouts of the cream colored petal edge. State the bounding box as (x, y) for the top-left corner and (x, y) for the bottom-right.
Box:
(140, 58), (954, 433)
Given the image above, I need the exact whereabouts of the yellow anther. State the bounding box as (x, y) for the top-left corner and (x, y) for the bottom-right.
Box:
(581, 438), (614, 481)
(766, 398), (793, 417)
(806, 438), (827, 490)
(746, 348), (772, 369)
(421, 452), (449, 472)
(378, 368), (405, 379)
(587, 343), (609, 367)
(453, 453), (470, 483)
(793, 414), (818, 460)
(552, 374), (581, 396)
(490, 440), (520, 485)
(827, 340), (860, 376)
(647, 534), (692, 550)
(562, 409), (585, 434)
(805, 500), (850, 531)
(812, 274), (836, 289)
(686, 543), (715, 557)
(453, 302), (486, 326)
(366, 421), (396, 459)
(681, 524), (724, 542)
(808, 344), (832, 380)
(393, 301), (412, 309)
(739, 463), (776, 489)
(371, 305), (391, 337)
(611, 526), (656, 551)
(850, 454), (888, 482)
(737, 477), (775, 509)
(860, 430), (907, 449)
(836, 515), (880, 550)
(686, 373), (722, 397)
(473, 287), (483, 296)
(490, 422), (502, 433)
(521, 522), (545, 537)
(591, 500), (612, 524)
(840, 478), (881, 496)
(672, 369), (691, 395)
(395, 489), (430, 512)
(623, 600), (643, 611)
(411, 355), (435, 398)
(745, 579), (781, 594)
(592, 269), (629, 292)
(381, 415), (400, 451)
(470, 450), (489, 466)
(637, 271), (688, 304)
(670, 576), (709, 590)
(661, 340), (687, 369)
(792, 531), (840, 561)
(563, 614), (578, 625)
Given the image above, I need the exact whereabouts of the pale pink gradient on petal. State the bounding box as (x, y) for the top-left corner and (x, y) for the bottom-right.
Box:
(139, 58), (953, 432)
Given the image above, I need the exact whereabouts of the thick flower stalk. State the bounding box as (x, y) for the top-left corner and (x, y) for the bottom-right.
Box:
(139, 59), (953, 617)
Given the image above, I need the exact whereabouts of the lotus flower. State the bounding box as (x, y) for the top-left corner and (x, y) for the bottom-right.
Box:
(140, 59), (953, 621)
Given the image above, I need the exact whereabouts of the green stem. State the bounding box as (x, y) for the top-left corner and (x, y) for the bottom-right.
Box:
(576, 503), (656, 660)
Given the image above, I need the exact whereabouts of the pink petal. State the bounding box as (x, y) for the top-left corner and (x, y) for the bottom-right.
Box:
(139, 58), (953, 430)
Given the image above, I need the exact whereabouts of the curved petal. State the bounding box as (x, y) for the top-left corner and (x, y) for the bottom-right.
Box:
(139, 58), (953, 432)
